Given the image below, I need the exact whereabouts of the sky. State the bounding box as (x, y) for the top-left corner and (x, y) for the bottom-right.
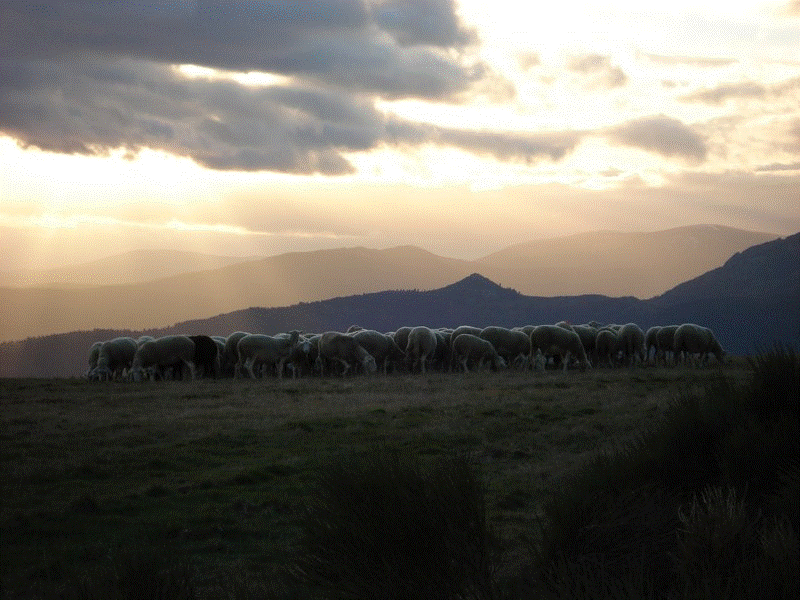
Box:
(1, 0), (799, 272)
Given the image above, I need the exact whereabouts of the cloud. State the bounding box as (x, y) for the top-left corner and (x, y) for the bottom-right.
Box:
(644, 54), (737, 68)
(679, 76), (800, 106)
(517, 52), (541, 71)
(370, 0), (478, 47)
(679, 81), (767, 105)
(606, 116), (708, 162)
(784, 0), (800, 17)
(0, 1), (536, 173)
(0, 1), (490, 101)
(567, 54), (627, 89)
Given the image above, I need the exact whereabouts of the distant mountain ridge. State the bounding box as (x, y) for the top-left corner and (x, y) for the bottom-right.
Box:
(2, 232), (796, 377)
(0, 249), (263, 288)
(0, 225), (781, 341)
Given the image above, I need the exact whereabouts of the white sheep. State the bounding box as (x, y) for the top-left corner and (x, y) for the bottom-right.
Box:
(86, 341), (103, 378)
(236, 331), (301, 379)
(594, 328), (619, 368)
(130, 335), (196, 382)
(655, 325), (680, 366)
(617, 323), (647, 367)
(318, 331), (377, 376)
(91, 337), (138, 381)
(673, 324), (726, 367)
(405, 326), (438, 374)
(479, 326), (531, 369)
(451, 333), (507, 372)
(530, 325), (591, 371)
(352, 329), (406, 374)
(222, 331), (250, 377)
(645, 326), (661, 365)
(572, 324), (599, 366)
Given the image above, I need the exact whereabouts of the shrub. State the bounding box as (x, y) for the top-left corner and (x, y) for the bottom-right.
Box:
(293, 446), (497, 600)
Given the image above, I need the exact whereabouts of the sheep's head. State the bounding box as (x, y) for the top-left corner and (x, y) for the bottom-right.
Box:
(363, 354), (378, 374)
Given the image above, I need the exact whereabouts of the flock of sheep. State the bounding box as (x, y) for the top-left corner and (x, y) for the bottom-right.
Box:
(86, 321), (726, 382)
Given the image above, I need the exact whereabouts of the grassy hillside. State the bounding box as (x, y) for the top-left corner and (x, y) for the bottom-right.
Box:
(2, 357), (796, 599)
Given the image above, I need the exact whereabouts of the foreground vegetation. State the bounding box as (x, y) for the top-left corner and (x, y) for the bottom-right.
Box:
(1, 352), (796, 599)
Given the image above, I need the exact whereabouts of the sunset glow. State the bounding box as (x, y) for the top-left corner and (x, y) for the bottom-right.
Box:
(1, 1), (798, 272)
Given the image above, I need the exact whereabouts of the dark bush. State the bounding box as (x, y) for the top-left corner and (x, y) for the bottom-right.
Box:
(293, 446), (497, 600)
(525, 346), (799, 599)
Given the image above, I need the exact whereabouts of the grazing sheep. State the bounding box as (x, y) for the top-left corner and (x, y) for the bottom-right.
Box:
(86, 341), (102, 378)
(318, 332), (377, 376)
(352, 329), (406, 374)
(222, 331), (249, 377)
(617, 323), (647, 367)
(236, 331), (302, 379)
(673, 324), (726, 367)
(595, 328), (619, 368)
(131, 335), (196, 382)
(391, 327), (413, 357)
(479, 326), (531, 369)
(645, 326), (661, 365)
(189, 335), (220, 378)
(92, 337), (138, 381)
(451, 333), (507, 372)
(572, 324), (599, 366)
(136, 335), (155, 347)
(405, 326), (438, 374)
(288, 335), (319, 378)
(530, 325), (591, 371)
(655, 325), (680, 366)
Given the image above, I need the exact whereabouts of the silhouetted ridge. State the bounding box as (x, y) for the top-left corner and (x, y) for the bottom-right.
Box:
(441, 273), (520, 297)
(654, 232), (800, 302)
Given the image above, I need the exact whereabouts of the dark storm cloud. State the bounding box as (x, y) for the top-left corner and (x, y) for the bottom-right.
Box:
(0, 1), (487, 100)
(0, 0), (518, 172)
(370, 0), (478, 47)
(606, 116), (708, 162)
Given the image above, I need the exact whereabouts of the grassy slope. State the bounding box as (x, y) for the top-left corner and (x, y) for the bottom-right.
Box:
(0, 364), (749, 598)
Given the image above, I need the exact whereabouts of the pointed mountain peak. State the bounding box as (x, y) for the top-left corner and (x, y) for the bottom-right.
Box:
(441, 273), (519, 296)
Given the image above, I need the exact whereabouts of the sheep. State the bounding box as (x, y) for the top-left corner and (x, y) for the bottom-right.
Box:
(595, 328), (619, 368)
(451, 333), (507, 372)
(530, 325), (591, 371)
(479, 326), (531, 369)
(189, 335), (220, 378)
(617, 323), (647, 367)
(288, 334), (319, 378)
(645, 326), (661, 365)
(136, 335), (155, 347)
(572, 324), (599, 366)
(391, 327), (413, 356)
(673, 324), (726, 367)
(352, 329), (406, 374)
(405, 326), (438, 374)
(222, 331), (249, 377)
(318, 331), (377, 376)
(130, 335), (196, 382)
(91, 337), (138, 381)
(448, 326), (483, 370)
(86, 341), (102, 378)
(655, 325), (680, 366)
(236, 331), (302, 379)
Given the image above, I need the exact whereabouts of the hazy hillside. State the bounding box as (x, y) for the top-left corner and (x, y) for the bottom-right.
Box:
(0, 249), (263, 288)
(477, 225), (778, 298)
(651, 232), (800, 302)
(0, 225), (780, 342)
(3, 231), (797, 377)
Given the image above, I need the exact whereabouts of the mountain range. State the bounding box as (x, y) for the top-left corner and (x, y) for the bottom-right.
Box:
(1, 231), (797, 378)
(0, 225), (778, 341)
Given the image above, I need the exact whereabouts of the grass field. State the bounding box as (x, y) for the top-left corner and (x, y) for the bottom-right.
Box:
(0, 359), (790, 598)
